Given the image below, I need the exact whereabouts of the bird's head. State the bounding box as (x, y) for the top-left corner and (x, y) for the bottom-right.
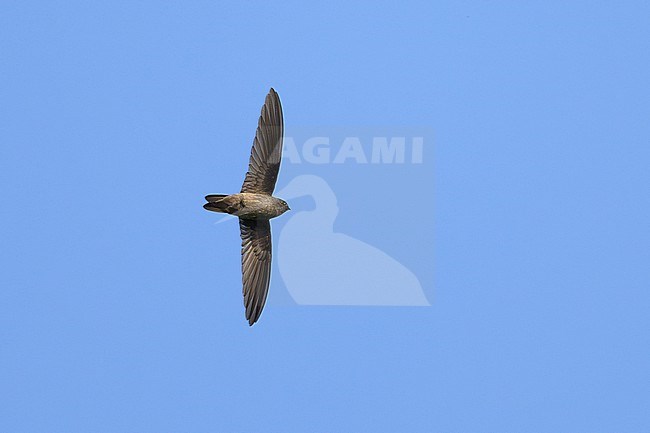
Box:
(279, 199), (291, 213)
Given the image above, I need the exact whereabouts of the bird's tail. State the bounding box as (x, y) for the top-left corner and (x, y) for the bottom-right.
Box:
(205, 194), (227, 202)
(203, 194), (236, 213)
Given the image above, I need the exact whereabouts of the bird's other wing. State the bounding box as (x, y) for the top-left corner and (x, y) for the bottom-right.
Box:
(239, 218), (272, 325)
(241, 88), (284, 195)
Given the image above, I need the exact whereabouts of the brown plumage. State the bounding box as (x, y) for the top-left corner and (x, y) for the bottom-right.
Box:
(203, 88), (290, 326)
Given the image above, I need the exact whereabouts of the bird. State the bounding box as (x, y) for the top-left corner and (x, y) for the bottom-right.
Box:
(203, 88), (290, 326)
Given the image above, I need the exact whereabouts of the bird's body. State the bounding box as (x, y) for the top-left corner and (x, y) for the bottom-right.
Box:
(203, 88), (288, 325)
(205, 193), (289, 220)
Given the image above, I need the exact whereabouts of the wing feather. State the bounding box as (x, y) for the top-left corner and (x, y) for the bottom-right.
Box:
(239, 218), (272, 325)
(241, 88), (284, 195)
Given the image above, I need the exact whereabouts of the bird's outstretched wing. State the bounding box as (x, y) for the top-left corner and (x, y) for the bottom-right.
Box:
(241, 88), (284, 195)
(239, 218), (272, 325)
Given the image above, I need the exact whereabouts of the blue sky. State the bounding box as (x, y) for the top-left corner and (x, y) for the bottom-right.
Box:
(2, 1), (649, 432)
